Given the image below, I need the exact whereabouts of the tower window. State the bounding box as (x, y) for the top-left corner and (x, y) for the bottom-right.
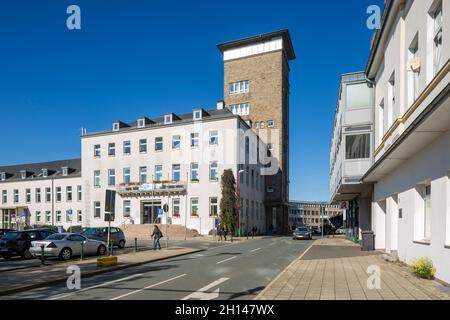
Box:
(230, 103), (250, 116)
(229, 80), (249, 95)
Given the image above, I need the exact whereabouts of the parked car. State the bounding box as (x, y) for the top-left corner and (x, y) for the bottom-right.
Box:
(335, 227), (346, 235)
(293, 226), (313, 240)
(30, 233), (107, 260)
(0, 229), (13, 238)
(311, 226), (321, 235)
(0, 229), (55, 259)
(81, 227), (126, 248)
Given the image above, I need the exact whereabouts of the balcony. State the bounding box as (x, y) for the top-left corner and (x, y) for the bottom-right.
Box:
(117, 181), (187, 197)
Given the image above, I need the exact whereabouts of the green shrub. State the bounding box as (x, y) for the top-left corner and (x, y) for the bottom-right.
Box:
(67, 225), (83, 233)
(410, 257), (436, 280)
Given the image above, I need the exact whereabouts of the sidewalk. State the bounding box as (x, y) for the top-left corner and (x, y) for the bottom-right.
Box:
(0, 247), (202, 296)
(257, 237), (450, 300)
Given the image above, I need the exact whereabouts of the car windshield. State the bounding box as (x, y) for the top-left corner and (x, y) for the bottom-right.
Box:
(81, 228), (99, 235)
(1, 232), (18, 240)
(296, 228), (309, 232)
(45, 234), (67, 241)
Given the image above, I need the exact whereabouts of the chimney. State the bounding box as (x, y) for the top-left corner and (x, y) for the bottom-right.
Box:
(216, 100), (225, 110)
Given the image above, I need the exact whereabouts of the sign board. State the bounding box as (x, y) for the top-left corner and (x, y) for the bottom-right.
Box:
(157, 208), (164, 217)
(105, 213), (115, 222)
(340, 201), (349, 210)
(163, 204), (169, 213)
(105, 190), (116, 213)
(343, 209), (347, 221)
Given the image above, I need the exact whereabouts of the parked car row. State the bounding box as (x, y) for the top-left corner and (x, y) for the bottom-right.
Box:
(0, 227), (126, 261)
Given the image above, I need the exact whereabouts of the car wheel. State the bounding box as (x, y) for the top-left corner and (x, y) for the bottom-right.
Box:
(1, 254), (12, 260)
(59, 248), (72, 261)
(22, 249), (33, 260)
(97, 244), (106, 256)
(118, 240), (125, 249)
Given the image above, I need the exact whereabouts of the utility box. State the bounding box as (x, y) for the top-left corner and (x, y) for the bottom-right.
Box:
(361, 230), (375, 251)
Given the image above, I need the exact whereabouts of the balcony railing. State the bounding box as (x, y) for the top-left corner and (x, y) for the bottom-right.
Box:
(117, 181), (187, 197)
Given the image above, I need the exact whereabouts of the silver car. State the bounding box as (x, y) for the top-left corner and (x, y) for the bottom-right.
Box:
(30, 233), (107, 260)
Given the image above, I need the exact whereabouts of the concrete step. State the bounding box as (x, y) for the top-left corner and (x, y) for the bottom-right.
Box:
(122, 224), (200, 240)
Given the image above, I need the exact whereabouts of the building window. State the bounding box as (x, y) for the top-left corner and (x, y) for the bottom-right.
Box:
(94, 145), (101, 158)
(123, 200), (131, 217)
(193, 110), (202, 120)
(94, 170), (101, 188)
(164, 114), (172, 124)
(267, 186), (274, 193)
(172, 164), (181, 182)
(45, 211), (51, 223)
(260, 122), (265, 129)
(191, 198), (199, 217)
(424, 184), (431, 240)
(345, 134), (370, 159)
(77, 185), (82, 201)
(255, 122), (259, 129)
(210, 161), (218, 181)
(210, 197), (218, 217)
(2, 190), (7, 204)
(191, 133), (199, 148)
(123, 141), (131, 155)
(56, 187), (62, 202)
(191, 163), (199, 182)
(138, 118), (145, 128)
(155, 137), (163, 151)
(229, 80), (249, 95)
(67, 186), (73, 202)
(112, 122), (119, 131)
(108, 169), (116, 186)
(378, 100), (385, 144)
(26, 189), (31, 203)
(155, 165), (163, 182)
(139, 139), (147, 153)
(388, 73), (396, 128)
(172, 135), (181, 149)
(139, 167), (147, 184)
(62, 167), (69, 177)
(408, 35), (420, 106)
(94, 201), (101, 218)
(432, 2), (443, 76)
(77, 210), (82, 223)
(173, 199), (180, 218)
(267, 120), (274, 128)
(346, 82), (372, 108)
(108, 143), (116, 156)
(66, 210), (72, 222)
(45, 188), (51, 202)
(230, 103), (250, 116)
(36, 211), (41, 223)
(42, 169), (48, 178)
(56, 211), (62, 223)
(123, 168), (131, 184)
(0, 172), (5, 181)
(209, 130), (218, 145)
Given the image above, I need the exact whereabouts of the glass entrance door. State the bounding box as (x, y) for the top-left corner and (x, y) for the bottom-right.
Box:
(141, 201), (162, 224)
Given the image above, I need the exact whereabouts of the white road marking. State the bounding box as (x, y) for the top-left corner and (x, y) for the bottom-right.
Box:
(47, 274), (144, 300)
(110, 274), (187, 300)
(216, 256), (237, 265)
(251, 248), (262, 253)
(181, 278), (230, 300)
(268, 242), (276, 246)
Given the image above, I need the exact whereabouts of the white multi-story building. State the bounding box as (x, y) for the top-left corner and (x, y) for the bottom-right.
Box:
(0, 159), (83, 230)
(81, 106), (267, 235)
(362, 0), (450, 284)
(329, 72), (375, 240)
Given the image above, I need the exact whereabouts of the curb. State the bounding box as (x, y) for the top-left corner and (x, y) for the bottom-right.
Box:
(255, 241), (316, 300)
(0, 248), (204, 297)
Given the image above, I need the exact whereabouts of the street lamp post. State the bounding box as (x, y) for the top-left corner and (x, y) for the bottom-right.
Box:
(236, 169), (245, 238)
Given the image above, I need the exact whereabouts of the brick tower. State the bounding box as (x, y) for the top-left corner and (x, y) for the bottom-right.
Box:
(217, 30), (296, 233)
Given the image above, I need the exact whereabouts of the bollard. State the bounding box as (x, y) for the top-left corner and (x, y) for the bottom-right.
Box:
(80, 241), (84, 260)
(40, 245), (45, 266)
(134, 238), (137, 253)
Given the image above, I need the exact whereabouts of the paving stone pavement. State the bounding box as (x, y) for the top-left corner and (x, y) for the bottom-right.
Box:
(256, 237), (450, 300)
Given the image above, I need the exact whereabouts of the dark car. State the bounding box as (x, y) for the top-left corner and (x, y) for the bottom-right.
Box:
(0, 229), (14, 238)
(293, 227), (313, 240)
(311, 226), (321, 235)
(81, 227), (126, 248)
(0, 229), (55, 259)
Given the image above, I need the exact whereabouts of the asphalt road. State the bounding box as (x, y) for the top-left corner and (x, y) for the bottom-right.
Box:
(0, 239), (229, 272)
(3, 236), (314, 300)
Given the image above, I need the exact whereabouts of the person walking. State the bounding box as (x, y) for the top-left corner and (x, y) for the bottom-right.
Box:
(218, 225), (223, 242)
(223, 226), (228, 241)
(151, 225), (163, 250)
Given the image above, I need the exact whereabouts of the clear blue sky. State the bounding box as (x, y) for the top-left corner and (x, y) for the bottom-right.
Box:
(0, 0), (383, 202)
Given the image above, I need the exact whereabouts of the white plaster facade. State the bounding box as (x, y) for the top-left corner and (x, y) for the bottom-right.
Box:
(364, 0), (450, 284)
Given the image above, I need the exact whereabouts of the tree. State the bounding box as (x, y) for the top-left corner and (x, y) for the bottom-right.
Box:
(220, 169), (237, 235)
